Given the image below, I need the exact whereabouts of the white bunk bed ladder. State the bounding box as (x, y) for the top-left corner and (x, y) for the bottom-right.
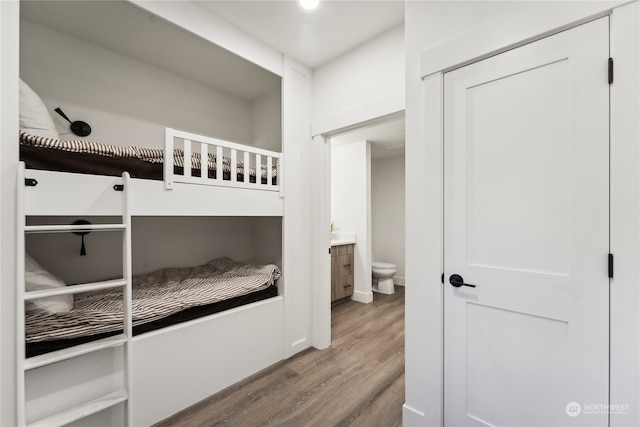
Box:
(164, 127), (282, 195)
(16, 162), (133, 427)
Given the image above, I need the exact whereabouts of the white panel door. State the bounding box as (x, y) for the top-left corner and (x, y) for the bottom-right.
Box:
(444, 18), (609, 427)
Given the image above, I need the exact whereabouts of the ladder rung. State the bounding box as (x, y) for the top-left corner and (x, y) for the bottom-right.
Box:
(26, 390), (128, 427)
(24, 224), (125, 234)
(24, 279), (127, 301)
(24, 334), (127, 371)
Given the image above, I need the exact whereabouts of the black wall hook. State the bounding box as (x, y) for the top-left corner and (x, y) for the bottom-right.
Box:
(55, 107), (92, 137)
(72, 219), (91, 256)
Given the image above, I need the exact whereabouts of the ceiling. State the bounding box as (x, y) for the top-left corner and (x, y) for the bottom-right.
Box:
(195, 0), (406, 159)
(194, 0), (405, 69)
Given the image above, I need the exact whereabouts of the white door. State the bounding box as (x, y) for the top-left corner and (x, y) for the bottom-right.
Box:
(444, 18), (610, 427)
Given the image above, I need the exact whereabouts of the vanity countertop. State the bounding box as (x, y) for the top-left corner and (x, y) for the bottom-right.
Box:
(330, 233), (356, 246)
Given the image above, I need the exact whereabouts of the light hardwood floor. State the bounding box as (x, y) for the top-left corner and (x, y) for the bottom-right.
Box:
(154, 286), (405, 427)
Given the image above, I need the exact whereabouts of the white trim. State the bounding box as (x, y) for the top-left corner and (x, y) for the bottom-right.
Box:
(16, 164), (26, 427)
(419, 5), (629, 78)
(404, 71), (444, 427)
(282, 55), (314, 358)
(311, 92), (404, 137)
(402, 403), (426, 427)
(310, 135), (331, 350)
(609, 2), (640, 425)
(408, 2), (640, 426)
(351, 289), (373, 304)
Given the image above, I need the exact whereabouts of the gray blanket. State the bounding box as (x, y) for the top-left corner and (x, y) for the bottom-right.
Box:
(26, 257), (281, 342)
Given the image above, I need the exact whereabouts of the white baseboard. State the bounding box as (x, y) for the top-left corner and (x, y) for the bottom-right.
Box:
(402, 403), (427, 426)
(394, 276), (405, 286)
(352, 289), (373, 304)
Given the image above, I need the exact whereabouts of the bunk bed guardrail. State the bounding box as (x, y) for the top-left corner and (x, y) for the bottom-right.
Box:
(164, 128), (282, 196)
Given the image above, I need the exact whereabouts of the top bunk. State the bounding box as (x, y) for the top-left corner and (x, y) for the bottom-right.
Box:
(18, 0), (284, 217)
(20, 127), (283, 217)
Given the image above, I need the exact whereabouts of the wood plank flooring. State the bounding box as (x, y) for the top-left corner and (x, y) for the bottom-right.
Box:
(154, 286), (405, 427)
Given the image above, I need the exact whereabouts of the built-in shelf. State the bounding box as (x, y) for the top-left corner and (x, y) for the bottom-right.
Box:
(27, 390), (128, 427)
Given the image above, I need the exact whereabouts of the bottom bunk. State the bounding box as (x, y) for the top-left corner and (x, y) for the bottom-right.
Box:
(23, 255), (284, 426)
(24, 295), (285, 426)
(25, 257), (280, 357)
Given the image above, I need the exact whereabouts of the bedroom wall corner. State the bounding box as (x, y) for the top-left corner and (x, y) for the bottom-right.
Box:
(0, 2), (20, 426)
(252, 89), (282, 153)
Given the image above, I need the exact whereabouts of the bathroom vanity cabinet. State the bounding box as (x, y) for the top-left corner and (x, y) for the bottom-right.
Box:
(331, 244), (354, 303)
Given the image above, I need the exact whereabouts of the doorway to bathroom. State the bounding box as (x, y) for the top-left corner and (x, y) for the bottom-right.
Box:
(327, 113), (406, 312)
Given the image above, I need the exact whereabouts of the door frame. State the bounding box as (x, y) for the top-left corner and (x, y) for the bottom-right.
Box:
(310, 109), (404, 349)
(403, 2), (639, 426)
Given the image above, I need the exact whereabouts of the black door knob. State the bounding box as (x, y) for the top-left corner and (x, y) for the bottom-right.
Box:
(449, 274), (476, 288)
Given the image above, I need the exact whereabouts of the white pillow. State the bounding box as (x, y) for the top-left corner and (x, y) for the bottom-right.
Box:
(25, 253), (73, 315)
(19, 78), (60, 140)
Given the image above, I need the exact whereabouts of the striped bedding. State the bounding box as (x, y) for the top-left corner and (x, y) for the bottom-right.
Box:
(25, 257), (281, 343)
(19, 131), (278, 182)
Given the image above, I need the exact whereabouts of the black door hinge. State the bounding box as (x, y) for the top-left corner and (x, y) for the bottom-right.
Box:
(608, 253), (614, 279)
(113, 184), (124, 191)
(608, 58), (614, 84)
(24, 178), (38, 187)
(441, 273), (444, 284)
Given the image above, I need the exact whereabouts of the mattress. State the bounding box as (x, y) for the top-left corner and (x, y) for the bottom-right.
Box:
(26, 285), (277, 358)
(25, 257), (281, 357)
(19, 131), (278, 184)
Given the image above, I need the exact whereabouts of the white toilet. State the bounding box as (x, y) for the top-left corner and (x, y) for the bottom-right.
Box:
(372, 261), (397, 294)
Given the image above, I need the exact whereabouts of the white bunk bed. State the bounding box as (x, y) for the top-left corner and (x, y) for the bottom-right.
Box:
(18, 129), (286, 426)
(15, 0), (291, 424)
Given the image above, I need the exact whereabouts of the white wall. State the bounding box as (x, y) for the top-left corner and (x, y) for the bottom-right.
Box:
(331, 140), (372, 303)
(251, 216), (283, 268)
(371, 155), (405, 285)
(404, 1), (637, 426)
(252, 91), (282, 152)
(20, 19), (254, 148)
(312, 25), (404, 135)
